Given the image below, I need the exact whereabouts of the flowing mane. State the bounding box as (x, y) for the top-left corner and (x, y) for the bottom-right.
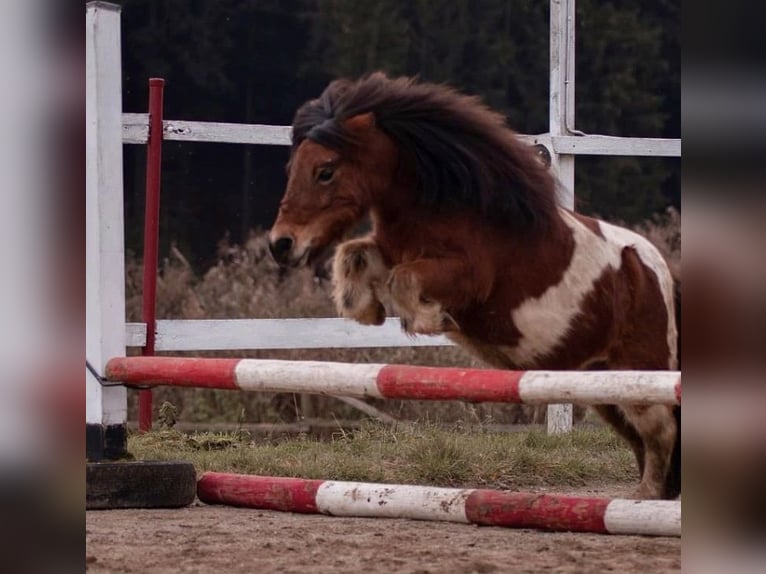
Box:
(291, 72), (559, 230)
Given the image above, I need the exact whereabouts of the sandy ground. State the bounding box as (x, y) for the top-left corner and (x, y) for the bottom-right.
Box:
(86, 489), (681, 574)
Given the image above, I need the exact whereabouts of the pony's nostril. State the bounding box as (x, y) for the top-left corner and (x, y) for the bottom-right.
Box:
(269, 236), (294, 261)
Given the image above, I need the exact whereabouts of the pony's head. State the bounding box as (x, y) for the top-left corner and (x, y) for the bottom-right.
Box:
(269, 84), (398, 267)
(269, 72), (559, 266)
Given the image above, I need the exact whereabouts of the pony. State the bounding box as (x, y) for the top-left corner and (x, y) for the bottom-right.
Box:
(268, 72), (680, 500)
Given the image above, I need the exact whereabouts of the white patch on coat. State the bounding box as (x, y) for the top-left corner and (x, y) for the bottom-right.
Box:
(505, 210), (676, 369)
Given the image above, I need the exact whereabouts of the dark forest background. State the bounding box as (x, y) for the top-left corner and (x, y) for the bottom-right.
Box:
(116, 0), (680, 270)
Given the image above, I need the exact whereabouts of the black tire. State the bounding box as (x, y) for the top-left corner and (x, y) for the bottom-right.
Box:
(87, 460), (196, 509)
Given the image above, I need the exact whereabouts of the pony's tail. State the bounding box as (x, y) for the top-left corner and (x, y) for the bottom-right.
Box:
(673, 273), (681, 371)
(664, 276), (682, 499)
(664, 404), (682, 499)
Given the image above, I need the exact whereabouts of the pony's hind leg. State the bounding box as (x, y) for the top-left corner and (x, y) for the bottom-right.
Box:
(664, 406), (681, 499)
(620, 404), (678, 500)
(592, 404), (645, 477)
(332, 238), (388, 325)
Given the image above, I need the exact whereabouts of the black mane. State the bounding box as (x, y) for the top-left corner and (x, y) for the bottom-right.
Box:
(291, 72), (559, 230)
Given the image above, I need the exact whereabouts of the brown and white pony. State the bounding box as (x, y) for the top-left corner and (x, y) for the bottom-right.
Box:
(268, 73), (680, 500)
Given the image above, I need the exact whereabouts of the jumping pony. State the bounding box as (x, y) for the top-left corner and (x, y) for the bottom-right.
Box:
(269, 73), (680, 500)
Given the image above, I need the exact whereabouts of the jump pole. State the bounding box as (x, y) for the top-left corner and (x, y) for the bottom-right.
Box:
(105, 357), (681, 406)
(197, 472), (681, 537)
(138, 77), (165, 432)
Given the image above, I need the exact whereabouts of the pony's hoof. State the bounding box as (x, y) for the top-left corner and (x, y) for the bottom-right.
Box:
(357, 301), (386, 326)
(336, 285), (386, 326)
(397, 305), (455, 336)
(630, 484), (664, 500)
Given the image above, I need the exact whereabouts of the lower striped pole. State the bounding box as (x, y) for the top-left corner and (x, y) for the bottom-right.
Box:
(197, 472), (681, 537)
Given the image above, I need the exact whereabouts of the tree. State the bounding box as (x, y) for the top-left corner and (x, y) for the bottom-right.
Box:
(119, 0), (312, 267)
(574, 0), (679, 220)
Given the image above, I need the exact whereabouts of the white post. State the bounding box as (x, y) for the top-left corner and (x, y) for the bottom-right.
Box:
(550, 0), (576, 209)
(86, 2), (128, 458)
(547, 0), (576, 433)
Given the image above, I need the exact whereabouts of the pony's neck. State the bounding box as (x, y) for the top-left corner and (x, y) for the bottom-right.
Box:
(367, 166), (419, 224)
(367, 180), (425, 263)
(369, 195), (410, 225)
(370, 195), (571, 265)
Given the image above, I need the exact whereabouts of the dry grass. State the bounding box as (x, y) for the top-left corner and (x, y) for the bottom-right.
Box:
(631, 207), (681, 275)
(125, 211), (679, 426)
(128, 422), (636, 489)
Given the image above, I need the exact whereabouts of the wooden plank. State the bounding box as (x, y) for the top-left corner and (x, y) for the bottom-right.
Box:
(553, 136), (681, 157)
(548, 0), (575, 433)
(86, 2), (127, 427)
(121, 113), (291, 146)
(547, 403), (574, 435)
(122, 114), (680, 157)
(163, 119), (291, 145)
(126, 318), (453, 350)
(122, 112), (148, 144)
(126, 322), (146, 347)
(549, 0), (574, 211)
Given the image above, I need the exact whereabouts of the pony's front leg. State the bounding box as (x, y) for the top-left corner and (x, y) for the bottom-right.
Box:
(388, 259), (470, 335)
(332, 238), (389, 325)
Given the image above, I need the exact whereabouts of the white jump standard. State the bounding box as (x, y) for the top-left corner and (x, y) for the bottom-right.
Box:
(105, 356), (682, 406)
(197, 473), (682, 537)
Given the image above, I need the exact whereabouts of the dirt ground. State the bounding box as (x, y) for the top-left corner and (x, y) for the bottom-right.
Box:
(86, 486), (681, 574)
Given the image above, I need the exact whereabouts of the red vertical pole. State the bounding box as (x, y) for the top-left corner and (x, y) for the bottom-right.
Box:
(139, 78), (165, 432)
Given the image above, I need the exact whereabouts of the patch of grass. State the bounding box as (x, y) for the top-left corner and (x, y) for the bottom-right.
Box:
(128, 422), (637, 489)
(401, 430), (474, 483)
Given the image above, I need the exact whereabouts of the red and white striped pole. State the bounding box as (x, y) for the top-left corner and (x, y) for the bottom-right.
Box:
(106, 357), (682, 406)
(138, 78), (165, 432)
(197, 473), (681, 537)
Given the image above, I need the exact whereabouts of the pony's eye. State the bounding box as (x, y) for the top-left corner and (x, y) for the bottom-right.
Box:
(317, 167), (335, 184)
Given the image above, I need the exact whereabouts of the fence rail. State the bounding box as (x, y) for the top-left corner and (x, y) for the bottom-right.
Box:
(125, 318), (451, 350)
(122, 113), (680, 157)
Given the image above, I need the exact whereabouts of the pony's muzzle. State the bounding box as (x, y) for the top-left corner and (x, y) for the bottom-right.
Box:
(268, 235), (295, 266)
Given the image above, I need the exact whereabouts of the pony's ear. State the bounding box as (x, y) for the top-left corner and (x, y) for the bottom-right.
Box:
(344, 112), (375, 134)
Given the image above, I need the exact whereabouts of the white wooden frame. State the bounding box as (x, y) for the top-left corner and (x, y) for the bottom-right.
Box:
(87, 0), (681, 434)
(125, 318), (450, 351)
(545, 0), (576, 431)
(86, 2), (127, 429)
(122, 112), (680, 156)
